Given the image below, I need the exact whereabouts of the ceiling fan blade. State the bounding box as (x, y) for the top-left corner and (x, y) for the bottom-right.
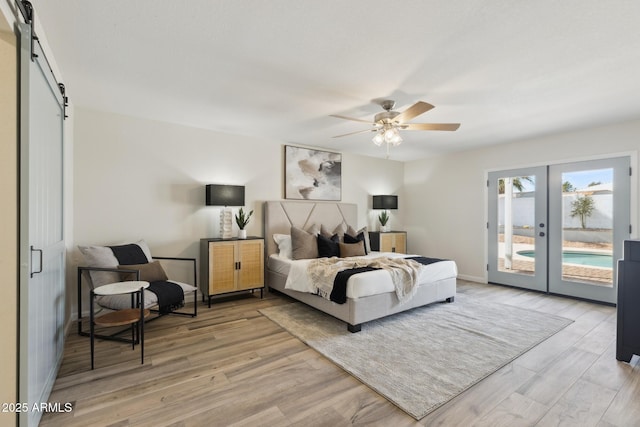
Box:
(403, 123), (461, 131)
(330, 114), (374, 124)
(332, 128), (376, 138)
(393, 101), (435, 124)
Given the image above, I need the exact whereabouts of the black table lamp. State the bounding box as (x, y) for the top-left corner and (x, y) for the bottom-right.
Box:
(372, 195), (398, 231)
(372, 195), (398, 210)
(206, 184), (245, 238)
(206, 184), (245, 207)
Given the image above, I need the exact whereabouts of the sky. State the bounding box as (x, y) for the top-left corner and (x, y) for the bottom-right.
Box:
(562, 168), (613, 190)
(514, 168), (613, 192)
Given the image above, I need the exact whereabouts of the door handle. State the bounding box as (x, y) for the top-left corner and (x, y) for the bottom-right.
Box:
(30, 245), (43, 277)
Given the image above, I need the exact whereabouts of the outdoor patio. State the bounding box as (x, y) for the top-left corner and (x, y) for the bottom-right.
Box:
(498, 235), (613, 286)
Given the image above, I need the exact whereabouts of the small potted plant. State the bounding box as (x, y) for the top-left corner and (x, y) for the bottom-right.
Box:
(235, 207), (253, 239)
(378, 210), (390, 232)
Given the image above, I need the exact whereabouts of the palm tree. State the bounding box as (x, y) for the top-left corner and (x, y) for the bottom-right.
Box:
(570, 195), (595, 229)
(498, 176), (533, 194)
(562, 181), (575, 192)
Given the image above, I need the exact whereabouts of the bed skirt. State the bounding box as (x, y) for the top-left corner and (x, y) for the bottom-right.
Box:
(266, 269), (456, 331)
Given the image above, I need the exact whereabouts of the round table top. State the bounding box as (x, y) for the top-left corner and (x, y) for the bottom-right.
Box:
(94, 281), (149, 296)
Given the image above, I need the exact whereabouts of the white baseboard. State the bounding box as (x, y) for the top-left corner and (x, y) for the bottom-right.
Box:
(457, 274), (486, 284)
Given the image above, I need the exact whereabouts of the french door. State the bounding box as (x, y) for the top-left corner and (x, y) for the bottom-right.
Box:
(488, 157), (630, 304)
(488, 166), (548, 292)
(548, 158), (630, 303)
(19, 23), (66, 426)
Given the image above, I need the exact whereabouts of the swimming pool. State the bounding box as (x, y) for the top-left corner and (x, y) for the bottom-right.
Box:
(517, 250), (613, 268)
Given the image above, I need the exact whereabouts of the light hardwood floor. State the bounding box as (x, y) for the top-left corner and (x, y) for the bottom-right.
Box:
(41, 281), (640, 426)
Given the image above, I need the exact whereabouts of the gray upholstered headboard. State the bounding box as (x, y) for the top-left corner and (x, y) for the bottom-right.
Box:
(263, 201), (357, 257)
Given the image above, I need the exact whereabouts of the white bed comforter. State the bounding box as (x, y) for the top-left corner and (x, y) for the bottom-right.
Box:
(276, 252), (457, 300)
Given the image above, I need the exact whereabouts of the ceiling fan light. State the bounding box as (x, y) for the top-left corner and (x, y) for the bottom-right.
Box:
(391, 134), (403, 145)
(383, 128), (397, 143)
(372, 133), (384, 146)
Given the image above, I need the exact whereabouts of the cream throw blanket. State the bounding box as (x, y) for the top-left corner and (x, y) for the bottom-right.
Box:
(307, 256), (423, 303)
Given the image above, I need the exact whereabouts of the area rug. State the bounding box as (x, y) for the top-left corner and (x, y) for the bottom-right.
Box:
(259, 294), (572, 419)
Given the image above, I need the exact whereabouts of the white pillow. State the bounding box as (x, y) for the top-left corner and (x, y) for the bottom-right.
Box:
(273, 234), (292, 259)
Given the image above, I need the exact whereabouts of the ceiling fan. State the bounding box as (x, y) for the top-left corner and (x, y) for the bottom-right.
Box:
(331, 99), (460, 154)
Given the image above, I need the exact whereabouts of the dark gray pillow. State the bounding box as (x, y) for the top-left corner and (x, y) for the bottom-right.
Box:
(317, 234), (340, 258)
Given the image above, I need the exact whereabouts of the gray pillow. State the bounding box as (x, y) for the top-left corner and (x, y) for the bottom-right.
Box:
(320, 224), (333, 239)
(306, 223), (320, 236)
(333, 222), (348, 242)
(78, 245), (120, 288)
(78, 239), (153, 288)
(291, 226), (318, 260)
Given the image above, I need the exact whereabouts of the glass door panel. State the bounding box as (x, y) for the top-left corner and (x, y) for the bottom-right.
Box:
(549, 158), (630, 304)
(488, 166), (547, 292)
(561, 168), (613, 286)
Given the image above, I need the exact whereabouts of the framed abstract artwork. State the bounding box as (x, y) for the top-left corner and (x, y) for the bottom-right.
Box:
(284, 145), (342, 201)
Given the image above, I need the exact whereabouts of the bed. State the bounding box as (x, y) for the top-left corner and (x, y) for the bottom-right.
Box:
(264, 201), (457, 332)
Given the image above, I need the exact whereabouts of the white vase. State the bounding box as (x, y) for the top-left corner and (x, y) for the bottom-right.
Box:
(238, 229), (247, 239)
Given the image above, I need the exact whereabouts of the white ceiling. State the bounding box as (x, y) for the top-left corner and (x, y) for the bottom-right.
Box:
(32, 0), (640, 161)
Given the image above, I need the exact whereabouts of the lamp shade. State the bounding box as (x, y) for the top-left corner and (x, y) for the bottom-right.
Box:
(372, 195), (398, 210)
(205, 184), (245, 206)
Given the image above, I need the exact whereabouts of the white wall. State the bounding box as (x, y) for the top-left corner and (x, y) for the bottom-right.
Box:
(71, 107), (404, 316)
(498, 193), (613, 229)
(405, 119), (640, 282)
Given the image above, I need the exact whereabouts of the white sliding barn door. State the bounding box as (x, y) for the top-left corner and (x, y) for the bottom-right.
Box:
(18, 22), (66, 427)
